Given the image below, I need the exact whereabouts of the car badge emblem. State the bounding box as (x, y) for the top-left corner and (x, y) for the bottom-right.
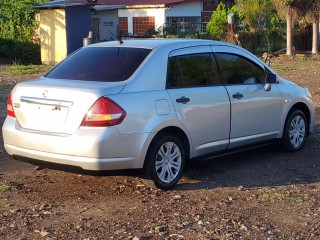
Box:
(42, 90), (48, 98)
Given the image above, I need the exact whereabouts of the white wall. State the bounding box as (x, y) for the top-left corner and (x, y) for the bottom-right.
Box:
(165, 2), (202, 17)
(119, 8), (165, 34)
(117, 2), (203, 35)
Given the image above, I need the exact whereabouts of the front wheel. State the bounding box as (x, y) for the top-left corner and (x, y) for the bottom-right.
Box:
(281, 109), (307, 152)
(143, 134), (186, 190)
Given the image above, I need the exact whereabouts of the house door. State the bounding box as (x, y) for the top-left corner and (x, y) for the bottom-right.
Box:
(92, 18), (100, 41)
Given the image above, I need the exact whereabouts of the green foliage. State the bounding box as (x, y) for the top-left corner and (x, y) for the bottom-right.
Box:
(10, 63), (51, 75)
(206, 3), (228, 39)
(229, 5), (244, 27)
(186, 33), (211, 40)
(0, 38), (41, 64)
(206, 2), (243, 40)
(0, 184), (14, 192)
(165, 35), (179, 39)
(234, 0), (287, 53)
(238, 30), (285, 54)
(277, 0), (294, 6)
(0, 0), (39, 41)
(260, 189), (303, 202)
(236, 0), (277, 33)
(0, 0), (48, 64)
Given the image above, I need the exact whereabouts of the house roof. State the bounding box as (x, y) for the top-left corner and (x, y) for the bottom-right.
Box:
(66, 0), (199, 7)
(34, 0), (85, 9)
(35, 0), (199, 10)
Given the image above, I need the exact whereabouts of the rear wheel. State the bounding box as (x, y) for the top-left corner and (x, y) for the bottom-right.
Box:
(281, 109), (307, 152)
(143, 134), (185, 190)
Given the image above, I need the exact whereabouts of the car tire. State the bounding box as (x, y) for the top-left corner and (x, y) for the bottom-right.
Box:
(281, 109), (307, 152)
(143, 134), (185, 190)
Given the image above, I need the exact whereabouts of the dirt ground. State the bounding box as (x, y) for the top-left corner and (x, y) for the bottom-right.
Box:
(0, 56), (320, 240)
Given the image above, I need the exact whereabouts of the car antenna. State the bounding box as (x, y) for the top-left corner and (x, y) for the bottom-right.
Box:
(109, 31), (123, 45)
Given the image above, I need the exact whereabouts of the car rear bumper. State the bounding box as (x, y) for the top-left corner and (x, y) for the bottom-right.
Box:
(5, 143), (136, 171)
(2, 116), (154, 170)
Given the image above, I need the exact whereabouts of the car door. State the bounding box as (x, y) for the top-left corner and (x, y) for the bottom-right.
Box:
(212, 46), (282, 148)
(166, 46), (230, 157)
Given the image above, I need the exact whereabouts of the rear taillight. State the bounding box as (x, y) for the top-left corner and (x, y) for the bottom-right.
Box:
(81, 97), (126, 127)
(7, 92), (16, 118)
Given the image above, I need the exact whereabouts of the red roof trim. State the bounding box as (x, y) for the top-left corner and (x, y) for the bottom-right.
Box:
(66, 0), (199, 7)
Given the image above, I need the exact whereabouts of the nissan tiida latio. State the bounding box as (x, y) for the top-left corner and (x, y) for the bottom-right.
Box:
(2, 39), (315, 189)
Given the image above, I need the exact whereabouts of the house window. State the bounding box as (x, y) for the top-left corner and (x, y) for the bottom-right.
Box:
(165, 17), (201, 36)
(205, 0), (219, 6)
(203, 0), (220, 11)
(119, 17), (128, 35)
(201, 16), (210, 33)
(133, 17), (155, 36)
(166, 17), (201, 24)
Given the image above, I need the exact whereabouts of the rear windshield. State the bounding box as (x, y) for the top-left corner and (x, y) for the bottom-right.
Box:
(45, 47), (152, 82)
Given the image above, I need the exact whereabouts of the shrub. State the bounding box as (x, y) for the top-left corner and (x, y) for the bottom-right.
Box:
(0, 38), (40, 64)
(238, 30), (285, 55)
(0, 0), (46, 64)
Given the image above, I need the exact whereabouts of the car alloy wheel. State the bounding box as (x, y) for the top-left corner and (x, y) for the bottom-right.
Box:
(289, 114), (306, 148)
(143, 134), (185, 190)
(155, 141), (182, 183)
(282, 109), (307, 152)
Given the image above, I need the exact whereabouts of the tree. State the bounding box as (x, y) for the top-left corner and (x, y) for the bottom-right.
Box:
(236, 0), (276, 33)
(289, 0), (319, 54)
(0, 0), (49, 63)
(274, 0), (300, 56)
(0, 0), (37, 41)
(306, 0), (319, 54)
(206, 2), (243, 40)
(206, 3), (228, 39)
(0, 0), (48, 41)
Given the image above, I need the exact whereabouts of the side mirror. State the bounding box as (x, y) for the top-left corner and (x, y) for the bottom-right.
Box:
(264, 83), (271, 91)
(265, 73), (277, 84)
(264, 73), (277, 91)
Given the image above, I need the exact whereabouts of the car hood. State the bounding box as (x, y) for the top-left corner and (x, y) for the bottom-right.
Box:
(278, 76), (297, 86)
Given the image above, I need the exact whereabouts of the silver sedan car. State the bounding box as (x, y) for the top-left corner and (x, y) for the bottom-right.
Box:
(2, 39), (315, 189)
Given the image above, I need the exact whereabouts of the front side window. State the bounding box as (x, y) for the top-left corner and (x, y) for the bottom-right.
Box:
(45, 47), (151, 82)
(215, 53), (266, 85)
(167, 53), (218, 88)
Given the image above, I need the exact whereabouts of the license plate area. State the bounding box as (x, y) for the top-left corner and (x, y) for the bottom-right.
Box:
(18, 97), (72, 133)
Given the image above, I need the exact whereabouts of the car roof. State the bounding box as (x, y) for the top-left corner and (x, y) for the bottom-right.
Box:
(87, 38), (235, 50)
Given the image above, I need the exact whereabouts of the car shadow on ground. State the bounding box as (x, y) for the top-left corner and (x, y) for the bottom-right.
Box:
(2, 110), (319, 193)
(176, 124), (320, 191)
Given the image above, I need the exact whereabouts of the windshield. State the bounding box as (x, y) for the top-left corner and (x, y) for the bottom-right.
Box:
(45, 47), (152, 82)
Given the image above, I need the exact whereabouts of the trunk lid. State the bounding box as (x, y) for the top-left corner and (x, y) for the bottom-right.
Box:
(11, 77), (125, 135)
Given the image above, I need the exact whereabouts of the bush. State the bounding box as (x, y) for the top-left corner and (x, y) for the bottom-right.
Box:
(0, 38), (40, 64)
(0, 0), (46, 64)
(294, 25), (312, 51)
(206, 2), (244, 40)
(238, 30), (285, 55)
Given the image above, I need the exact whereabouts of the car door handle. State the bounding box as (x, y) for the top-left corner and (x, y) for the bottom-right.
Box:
(176, 96), (190, 104)
(232, 92), (244, 100)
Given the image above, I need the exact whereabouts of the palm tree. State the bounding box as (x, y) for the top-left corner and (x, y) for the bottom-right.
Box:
(309, 0), (319, 54)
(295, 0), (319, 54)
(274, 0), (299, 56)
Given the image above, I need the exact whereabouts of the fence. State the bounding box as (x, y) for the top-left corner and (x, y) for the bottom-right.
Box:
(163, 22), (208, 37)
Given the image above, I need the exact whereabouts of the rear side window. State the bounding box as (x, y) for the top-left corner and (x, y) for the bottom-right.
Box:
(215, 53), (266, 85)
(167, 53), (218, 88)
(45, 47), (151, 82)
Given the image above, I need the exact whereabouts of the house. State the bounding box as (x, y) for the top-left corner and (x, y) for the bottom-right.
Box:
(35, 0), (234, 64)
(67, 0), (235, 39)
(34, 1), (92, 65)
